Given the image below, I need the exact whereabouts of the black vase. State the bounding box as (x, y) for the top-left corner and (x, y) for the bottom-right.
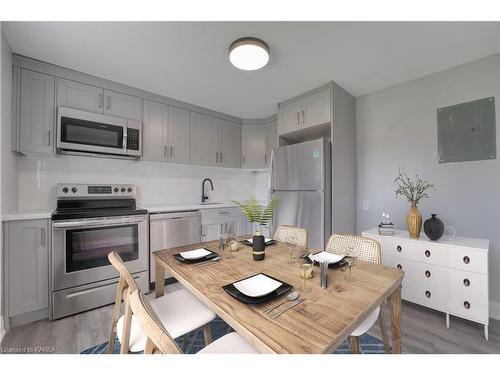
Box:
(252, 233), (265, 261)
(424, 214), (444, 241)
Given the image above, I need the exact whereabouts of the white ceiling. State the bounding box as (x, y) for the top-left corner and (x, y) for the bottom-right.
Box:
(3, 22), (499, 118)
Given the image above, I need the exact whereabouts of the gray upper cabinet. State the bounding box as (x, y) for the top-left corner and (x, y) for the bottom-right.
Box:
(6, 219), (49, 317)
(265, 119), (277, 168)
(142, 100), (168, 162)
(18, 69), (55, 154)
(278, 87), (331, 136)
(242, 125), (267, 169)
(302, 88), (330, 128)
(57, 79), (141, 121)
(191, 112), (220, 166)
(103, 89), (142, 121)
(168, 106), (191, 164)
(278, 99), (302, 135)
(57, 78), (103, 113)
(219, 119), (242, 168)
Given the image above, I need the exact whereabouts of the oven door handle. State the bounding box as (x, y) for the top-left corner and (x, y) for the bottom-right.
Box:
(52, 216), (147, 229)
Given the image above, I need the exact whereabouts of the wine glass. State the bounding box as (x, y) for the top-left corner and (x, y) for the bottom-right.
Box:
(343, 243), (358, 282)
(296, 248), (313, 293)
(285, 232), (298, 264)
(226, 222), (239, 258)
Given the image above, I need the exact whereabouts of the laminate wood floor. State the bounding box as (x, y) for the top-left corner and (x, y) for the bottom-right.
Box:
(1, 282), (499, 354)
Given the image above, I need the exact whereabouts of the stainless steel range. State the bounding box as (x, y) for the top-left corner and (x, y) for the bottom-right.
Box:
(51, 183), (149, 319)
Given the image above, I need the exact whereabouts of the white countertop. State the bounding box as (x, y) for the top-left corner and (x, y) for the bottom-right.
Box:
(2, 209), (54, 221)
(141, 201), (240, 214)
(363, 227), (489, 251)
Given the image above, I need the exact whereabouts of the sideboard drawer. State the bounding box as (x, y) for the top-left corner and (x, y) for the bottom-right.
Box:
(449, 247), (488, 274)
(379, 237), (447, 266)
(407, 262), (447, 312)
(448, 269), (488, 323)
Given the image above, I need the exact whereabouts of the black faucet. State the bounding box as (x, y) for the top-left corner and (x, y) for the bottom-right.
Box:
(201, 178), (214, 203)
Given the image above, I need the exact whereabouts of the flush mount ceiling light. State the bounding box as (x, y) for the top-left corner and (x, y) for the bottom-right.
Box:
(229, 37), (270, 71)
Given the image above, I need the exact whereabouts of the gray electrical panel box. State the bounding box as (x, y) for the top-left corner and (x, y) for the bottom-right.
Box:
(437, 97), (496, 163)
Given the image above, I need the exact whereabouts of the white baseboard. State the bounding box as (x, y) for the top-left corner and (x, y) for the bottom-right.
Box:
(490, 300), (500, 321)
(0, 314), (5, 344)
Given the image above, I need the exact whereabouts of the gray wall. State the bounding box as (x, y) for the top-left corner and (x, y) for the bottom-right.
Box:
(356, 53), (500, 318)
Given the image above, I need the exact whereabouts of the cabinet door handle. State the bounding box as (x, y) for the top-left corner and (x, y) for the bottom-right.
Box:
(296, 112), (300, 126)
(463, 278), (470, 287)
(164, 145), (168, 158)
(301, 110), (305, 124)
(47, 130), (51, 146)
(98, 93), (103, 109)
(242, 155), (245, 165)
(216, 152), (219, 163)
(463, 256), (470, 264)
(464, 301), (471, 309)
(425, 250), (431, 257)
(220, 152), (223, 163)
(169, 146), (173, 158)
(265, 154), (267, 165)
(425, 290), (431, 298)
(40, 227), (46, 246)
(396, 245), (402, 252)
(106, 96), (111, 110)
(425, 270), (431, 278)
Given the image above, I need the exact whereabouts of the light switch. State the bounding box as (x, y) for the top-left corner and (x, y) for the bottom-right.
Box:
(362, 200), (369, 210)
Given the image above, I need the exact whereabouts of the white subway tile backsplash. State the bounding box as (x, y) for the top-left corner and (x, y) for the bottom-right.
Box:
(17, 154), (268, 210)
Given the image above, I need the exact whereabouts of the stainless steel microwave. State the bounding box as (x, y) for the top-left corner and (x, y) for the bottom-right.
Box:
(56, 107), (141, 159)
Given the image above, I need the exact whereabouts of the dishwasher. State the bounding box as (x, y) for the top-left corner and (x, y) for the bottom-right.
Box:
(149, 211), (201, 284)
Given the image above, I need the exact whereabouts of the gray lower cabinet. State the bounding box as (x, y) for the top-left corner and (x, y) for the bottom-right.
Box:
(242, 125), (267, 169)
(190, 112), (221, 167)
(16, 69), (55, 154)
(57, 78), (103, 114)
(5, 219), (49, 325)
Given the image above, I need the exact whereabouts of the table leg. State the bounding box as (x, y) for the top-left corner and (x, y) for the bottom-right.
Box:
(155, 259), (166, 298)
(389, 285), (402, 354)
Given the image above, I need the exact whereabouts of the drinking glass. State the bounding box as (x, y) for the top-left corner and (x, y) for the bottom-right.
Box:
(226, 222), (239, 258)
(343, 243), (358, 282)
(296, 248), (313, 293)
(285, 232), (298, 264)
(219, 223), (229, 258)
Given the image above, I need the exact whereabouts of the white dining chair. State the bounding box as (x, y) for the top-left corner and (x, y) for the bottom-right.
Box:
(325, 234), (391, 353)
(107, 251), (216, 353)
(128, 288), (259, 354)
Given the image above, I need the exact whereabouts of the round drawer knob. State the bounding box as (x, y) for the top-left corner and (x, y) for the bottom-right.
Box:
(464, 301), (471, 309)
(396, 245), (402, 252)
(463, 256), (470, 264)
(397, 264), (402, 270)
(425, 290), (431, 298)
(463, 278), (471, 287)
(425, 250), (431, 257)
(425, 270), (431, 278)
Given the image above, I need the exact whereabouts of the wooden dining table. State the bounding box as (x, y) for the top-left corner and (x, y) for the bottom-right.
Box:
(153, 238), (404, 354)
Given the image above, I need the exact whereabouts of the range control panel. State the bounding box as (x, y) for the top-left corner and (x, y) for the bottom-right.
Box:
(57, 183), (136, 199)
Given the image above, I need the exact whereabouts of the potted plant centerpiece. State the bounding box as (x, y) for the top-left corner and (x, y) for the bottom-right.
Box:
(232, 196), (278, 260)
(394, 172), (435, 239)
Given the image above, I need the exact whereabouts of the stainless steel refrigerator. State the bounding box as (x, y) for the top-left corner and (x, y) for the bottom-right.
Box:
(269, 138), (331, 250)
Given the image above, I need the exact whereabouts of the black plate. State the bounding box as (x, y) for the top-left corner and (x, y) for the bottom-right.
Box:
(241, 239), (276, 247)
(223, 273), (293, 305)
(173, 249), (218, 264)
(305, 252), (349, 269)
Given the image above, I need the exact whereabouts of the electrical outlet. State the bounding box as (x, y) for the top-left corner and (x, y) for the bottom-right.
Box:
(362, 200), (369, 210)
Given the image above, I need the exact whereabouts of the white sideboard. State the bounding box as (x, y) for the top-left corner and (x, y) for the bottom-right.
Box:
(362, 228), (489, 340)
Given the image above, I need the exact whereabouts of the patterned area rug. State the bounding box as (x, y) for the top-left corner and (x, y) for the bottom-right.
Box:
(81, 317), (386, 354)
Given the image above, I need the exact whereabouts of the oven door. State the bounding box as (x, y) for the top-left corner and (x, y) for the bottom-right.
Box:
(52, 215), (148, 291)
(56, 107), (128, 155)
